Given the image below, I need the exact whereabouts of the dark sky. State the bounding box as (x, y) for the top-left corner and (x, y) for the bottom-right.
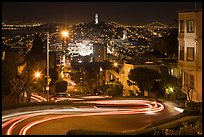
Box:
(2, 2), (202, 26)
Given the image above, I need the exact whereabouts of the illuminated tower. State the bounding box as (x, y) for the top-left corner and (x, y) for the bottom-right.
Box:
(122, 30), (127, 40)
(95, 14), (99, 24)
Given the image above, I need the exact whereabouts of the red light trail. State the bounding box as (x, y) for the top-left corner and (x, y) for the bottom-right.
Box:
(2, 99), (164, 135)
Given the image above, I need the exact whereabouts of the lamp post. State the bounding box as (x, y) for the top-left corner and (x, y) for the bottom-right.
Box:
(46, 32), (50, 101)
(46, 31), (68, 101)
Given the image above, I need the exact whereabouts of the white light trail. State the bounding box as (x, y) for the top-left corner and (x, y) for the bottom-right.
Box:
(2, 99), (165, 135)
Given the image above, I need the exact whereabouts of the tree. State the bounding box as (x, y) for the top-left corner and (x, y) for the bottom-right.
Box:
(2, 47), (22, 105)
(30, 34), (45, 58)
(24, 34), (46, 100)
(10, 75), (27, 103)
(160, 73), (183, 100)
(164, 28), (178, 58)
(151, 28), (178, 58)
(2, 58), (18, 96)
(150, 80), (162, 98)
(49, 68), (58, 86)
(25, 33), (46, 77)
(93, 84), (109, 95)
(128, 67), (160, 96)
(107, 82), (123, 97)
(2, 58), (33, 104)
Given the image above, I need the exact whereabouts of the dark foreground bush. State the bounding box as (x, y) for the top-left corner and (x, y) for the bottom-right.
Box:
(154, 120), (202, 135)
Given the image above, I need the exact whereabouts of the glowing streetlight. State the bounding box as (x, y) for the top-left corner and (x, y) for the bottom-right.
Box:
(166, 87), (174, 95)
(169, 87), (174, 92)
(113, 62), (118, 67)
(46, 30), (68, 101)
(35, 71), (41, 78)
(61, 31), (69, 37)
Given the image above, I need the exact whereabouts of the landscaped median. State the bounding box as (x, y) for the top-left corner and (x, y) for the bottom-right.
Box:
(124, 114), (201, 135)
(65, 113), (202, 135)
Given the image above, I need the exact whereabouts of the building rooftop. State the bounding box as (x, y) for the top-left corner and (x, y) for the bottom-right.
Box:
(125, 58), (177, 66)
(177, 9), (202, 13)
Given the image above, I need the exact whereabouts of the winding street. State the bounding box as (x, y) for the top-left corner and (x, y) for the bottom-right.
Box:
(2, 98), (182, 135)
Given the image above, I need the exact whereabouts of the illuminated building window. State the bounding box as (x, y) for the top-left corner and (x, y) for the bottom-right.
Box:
(186, 20), (194, 33)
(179, 20), (184, 33)
(2, 51), (5, 61)
(110, 74), (113, 80)
(180, 46), (184, 60)
(187, 47), (194, 61)
(169, 69), (174, 75)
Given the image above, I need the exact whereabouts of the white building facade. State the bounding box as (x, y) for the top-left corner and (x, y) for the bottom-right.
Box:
(177, 10), (202, 107)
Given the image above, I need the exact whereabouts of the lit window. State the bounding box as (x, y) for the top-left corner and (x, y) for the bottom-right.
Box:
(110, 74), (113, 80)
(186, 20), (194, 33)
(2, 51), (5, 61)
(187, 47), (194, 61)
(179, 20), (184, 33)
(180, 46), (184, 60)
(171, 69), (174, 75)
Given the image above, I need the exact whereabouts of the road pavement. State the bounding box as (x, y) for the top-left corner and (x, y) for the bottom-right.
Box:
(2, 98), (183, 135)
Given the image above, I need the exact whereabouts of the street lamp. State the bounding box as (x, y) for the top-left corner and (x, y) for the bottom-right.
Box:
(113, 62), (118, 67)
(46, 30), (68, 101)
(34, 71), (41, 79)
(62, 31), (69, 37)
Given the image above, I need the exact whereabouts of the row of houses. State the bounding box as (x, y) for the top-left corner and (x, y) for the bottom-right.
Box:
(98, 58), (181, 96)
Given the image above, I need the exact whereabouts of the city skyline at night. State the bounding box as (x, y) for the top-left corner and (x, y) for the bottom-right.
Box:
(2, 1), (202, 135)
(2, 2), (202, 25)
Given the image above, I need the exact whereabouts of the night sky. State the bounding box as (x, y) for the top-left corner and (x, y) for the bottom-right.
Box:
(2, 2), (202, 26)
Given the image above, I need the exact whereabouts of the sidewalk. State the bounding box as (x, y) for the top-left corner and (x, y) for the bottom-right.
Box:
(157, 98), (186, 109)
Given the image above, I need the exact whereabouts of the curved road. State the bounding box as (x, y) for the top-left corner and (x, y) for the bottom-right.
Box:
(2, 98), (182, 135)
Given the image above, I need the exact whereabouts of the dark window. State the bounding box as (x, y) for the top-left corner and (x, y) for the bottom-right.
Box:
(184, 72), (188, 86)
(179, 20), (184, 33)
(184, 72), (194, 89)
(180, 46), (184, 60)
(189, 75), (194, 89)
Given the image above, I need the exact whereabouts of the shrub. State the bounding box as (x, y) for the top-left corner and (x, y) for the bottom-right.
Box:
(154, 120), (202, 135)
(129, 90), (136, 96)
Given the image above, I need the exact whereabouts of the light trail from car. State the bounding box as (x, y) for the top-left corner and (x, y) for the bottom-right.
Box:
(31, 94), (47, 102)
(2, 99), (164, 135)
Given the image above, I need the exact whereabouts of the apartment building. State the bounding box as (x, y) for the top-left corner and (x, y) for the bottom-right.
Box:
(177, 10), (202, 109)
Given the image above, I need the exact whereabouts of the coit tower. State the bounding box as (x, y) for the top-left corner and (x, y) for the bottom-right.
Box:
(95, 13), (99, 24)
